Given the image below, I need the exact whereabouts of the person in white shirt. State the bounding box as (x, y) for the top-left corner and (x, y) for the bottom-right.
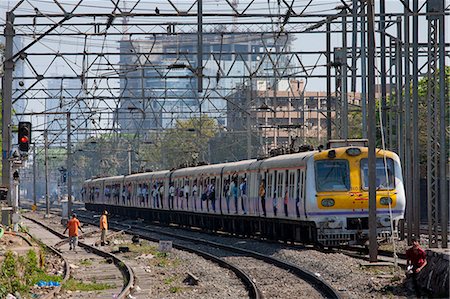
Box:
(169, 183), (175, 209)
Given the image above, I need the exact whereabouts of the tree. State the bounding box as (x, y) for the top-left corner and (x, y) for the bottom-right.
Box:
(161, 116), (218, 169)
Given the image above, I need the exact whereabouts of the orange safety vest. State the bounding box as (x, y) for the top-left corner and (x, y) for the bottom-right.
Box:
(100, 215), (108, 230)
(67, 218), (81, 237)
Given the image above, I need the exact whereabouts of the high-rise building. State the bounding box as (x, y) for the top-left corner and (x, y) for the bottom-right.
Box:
(46, 77), (91, 143)
(118, 34), (293, 133)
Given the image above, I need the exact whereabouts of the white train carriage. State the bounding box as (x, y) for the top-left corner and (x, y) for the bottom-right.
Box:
(83, 145), (406, 246)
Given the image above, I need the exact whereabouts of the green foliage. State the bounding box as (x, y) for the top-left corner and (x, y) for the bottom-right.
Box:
(0, 249), (61, 298)
(160, 116), (219, 168)
(79, 259), (92, 266)
(62, 278), (113, 291)
(169, 286), (182, 293)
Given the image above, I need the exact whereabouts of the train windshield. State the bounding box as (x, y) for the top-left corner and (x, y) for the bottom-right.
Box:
(360, 158), (395, 190)
(315, 160), (350, 191)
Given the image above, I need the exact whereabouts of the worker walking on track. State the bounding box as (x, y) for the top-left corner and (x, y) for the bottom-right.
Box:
(63, 213), (83, 252)
(100, 210), (108, 246)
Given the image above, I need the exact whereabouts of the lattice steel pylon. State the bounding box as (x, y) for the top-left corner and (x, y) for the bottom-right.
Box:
(425, 0), (447, 248)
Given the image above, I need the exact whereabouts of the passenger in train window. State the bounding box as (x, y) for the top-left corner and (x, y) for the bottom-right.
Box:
(184, 180), (190, 209)
(223, 179), (231, 213)
(169, 182), (175, 209)
(240, 178), (247, 215)
(192, 180), (198, 211)
(231, 177), (238, 214)
(259, 179), (266, 216)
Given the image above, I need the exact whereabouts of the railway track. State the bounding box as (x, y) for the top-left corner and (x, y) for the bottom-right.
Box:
(23, 214), (134, 299)
(76, 210), (341, 299)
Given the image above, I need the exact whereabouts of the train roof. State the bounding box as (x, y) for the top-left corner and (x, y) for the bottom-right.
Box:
(256, 151), (317, 169)
(124, 170), (170, 181)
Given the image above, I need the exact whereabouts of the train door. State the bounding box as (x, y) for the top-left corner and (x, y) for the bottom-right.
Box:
(275, 170), (285, 217)
(297, 168), (307, 218)
(220, 173), (229, 214)
(191, 176), (199, 212)
(217, 171), (224, 214)
(287, 170), (297, 218)
(258, 171), (268, 217)
(248, 171), (257, 215)
(267, 170), (275, 217)
(212, 175), (219, 214)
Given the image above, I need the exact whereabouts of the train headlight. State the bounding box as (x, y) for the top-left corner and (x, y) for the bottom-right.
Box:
(346, 148), (361, 156)
(380, 197), (392, 206)
(321, 198), (335, 207)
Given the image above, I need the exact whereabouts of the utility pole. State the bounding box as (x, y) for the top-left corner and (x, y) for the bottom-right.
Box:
(197, 0), (203, 93)
(33, 144), (37, 206)
(44, 130), (50, 217)
(67, 113), (72, 216)
(2, 12), (14, 202)
(247, 81), (252, 159)
(367, 0), (378, 262)
(128, 144), (132, 175)
(326, 19), (332, 141)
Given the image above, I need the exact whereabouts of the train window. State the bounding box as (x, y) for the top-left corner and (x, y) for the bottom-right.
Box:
(267, 173), (273, 198)
(277, 172), (284, 198)
(315, 160), (350, 191)
(288, 171), (295, 199)
(360, 158), (395, 190)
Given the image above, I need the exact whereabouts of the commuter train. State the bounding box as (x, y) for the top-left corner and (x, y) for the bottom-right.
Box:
(83, 141), (406, 246)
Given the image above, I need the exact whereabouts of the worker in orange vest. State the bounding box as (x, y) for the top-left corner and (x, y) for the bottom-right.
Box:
(100, 210), (108, 246)
(63, 213), (84, 252)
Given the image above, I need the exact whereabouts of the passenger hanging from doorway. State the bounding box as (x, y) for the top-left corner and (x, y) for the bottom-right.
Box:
(240, 178), (247, 215)
(122, 186), (126, 205)
(284, 190), (289, 217)
(201, 182), (208, 211)
(208, 180), (216, 212)
(169, 182), (175, 209)
(223, 179), (231, 214)
(259, 179), (266, 216)
(230, 177), (238, 214)
(152, 184), (159, 208)
(273, 190), (278, 216)
(158, 182), (164, 209)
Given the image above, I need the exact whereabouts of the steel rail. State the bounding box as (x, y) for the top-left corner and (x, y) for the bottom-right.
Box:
(76, 215), (262, 299)
(77, 213), (339, 299)
(23, 215), (134, 299)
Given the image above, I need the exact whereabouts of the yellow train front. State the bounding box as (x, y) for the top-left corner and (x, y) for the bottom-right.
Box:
(307, 146), (406, 246)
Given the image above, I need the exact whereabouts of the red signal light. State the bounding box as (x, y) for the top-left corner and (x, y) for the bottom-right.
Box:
(20, 136), (29, 144)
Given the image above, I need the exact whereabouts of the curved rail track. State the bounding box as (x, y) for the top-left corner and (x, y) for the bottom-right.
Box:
(23, 214), (134, 299)
(76, 210), (341, 299)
